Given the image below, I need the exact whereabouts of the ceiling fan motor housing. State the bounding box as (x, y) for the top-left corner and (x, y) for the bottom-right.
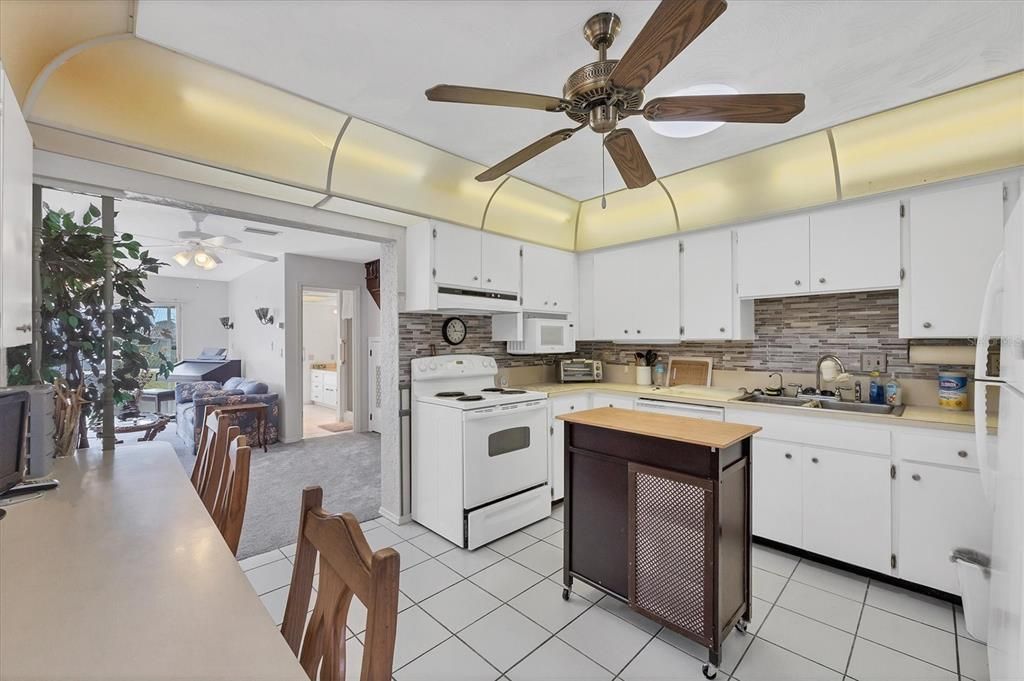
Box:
(563, 60), (643, 131)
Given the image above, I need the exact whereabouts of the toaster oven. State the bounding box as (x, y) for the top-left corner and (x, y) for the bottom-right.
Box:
(559, 359), (603, 383)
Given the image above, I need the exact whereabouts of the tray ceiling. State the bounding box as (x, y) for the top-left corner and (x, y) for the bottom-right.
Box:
(134, 0), (1024, 199)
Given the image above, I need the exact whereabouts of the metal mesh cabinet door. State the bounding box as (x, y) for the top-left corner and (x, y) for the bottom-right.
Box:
(627, 462), (714, 646)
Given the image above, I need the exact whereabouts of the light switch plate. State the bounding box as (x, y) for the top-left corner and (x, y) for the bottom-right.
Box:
(862, 352), (887, 372)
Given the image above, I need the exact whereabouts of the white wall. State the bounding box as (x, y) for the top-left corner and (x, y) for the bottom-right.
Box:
(283, 254), (381, 441)
(226, 260), (286, 397)
(302, 299), (340, 363)
(143, 276), (229, 359)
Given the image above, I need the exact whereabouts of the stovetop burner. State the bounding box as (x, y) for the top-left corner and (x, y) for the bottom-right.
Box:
(500, 389), (526, 394)
(435, 391), (466, 398)
(456, 395), (485, 402)
(480, 388), (504, 392)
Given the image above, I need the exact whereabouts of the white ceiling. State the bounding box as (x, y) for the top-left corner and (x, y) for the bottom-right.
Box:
(135, 0), (1024, 200)
(42, 189), (382, 282)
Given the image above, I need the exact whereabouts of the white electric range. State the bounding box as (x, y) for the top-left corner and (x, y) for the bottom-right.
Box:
(411, 355), (550, 549)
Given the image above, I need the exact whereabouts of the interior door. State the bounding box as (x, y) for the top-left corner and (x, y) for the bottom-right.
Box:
(368, 338), (382, 433)
(736, 215), (810, 298)
(908, 181), (1004, 337)
(809, 200), (901, 293)
(802, 446), (891, 573)
(682, 229), (734, 339)
(481, 232), (520, 293)
(751, 438), (803, 546)
(0, 68), (33, 348)
(433, 222), (482, 288)
(898, 462), (990, 594)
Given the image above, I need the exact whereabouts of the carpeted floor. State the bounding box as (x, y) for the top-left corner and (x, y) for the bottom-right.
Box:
(153, 429), (382, 560)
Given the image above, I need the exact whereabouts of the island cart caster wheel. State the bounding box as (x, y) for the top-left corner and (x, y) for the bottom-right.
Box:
(702, 663), (718, 679)
(735, 619), (749, 633)
(562, 588), (571, 601)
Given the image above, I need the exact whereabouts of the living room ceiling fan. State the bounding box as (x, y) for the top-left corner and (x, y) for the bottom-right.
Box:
(146, 212), (279, 271)
(425, 0), (806, 190)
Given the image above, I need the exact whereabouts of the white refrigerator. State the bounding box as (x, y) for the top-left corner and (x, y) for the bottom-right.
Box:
(976, 188), (1024, 681)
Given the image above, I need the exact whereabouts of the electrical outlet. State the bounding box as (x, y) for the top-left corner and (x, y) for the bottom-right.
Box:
(862, 352), (887, 372)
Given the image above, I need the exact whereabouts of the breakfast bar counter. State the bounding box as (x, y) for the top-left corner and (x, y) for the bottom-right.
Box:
(557, 408), (761, 680)
(0, 442), (307, 681)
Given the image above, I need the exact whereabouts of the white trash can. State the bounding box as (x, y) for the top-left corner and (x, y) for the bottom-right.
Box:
(952, 548), (990, 643)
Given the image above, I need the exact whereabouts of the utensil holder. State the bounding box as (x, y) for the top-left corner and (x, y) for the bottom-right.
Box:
(636, 366), (652, 386)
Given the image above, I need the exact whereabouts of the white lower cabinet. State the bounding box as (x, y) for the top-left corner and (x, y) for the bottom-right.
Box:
(897, 462), (990, 595)
(548, 393), (590, 501)
(751, 438), (803, 547)
(802, 446), (892, 574)
(589, 392), (636, 410)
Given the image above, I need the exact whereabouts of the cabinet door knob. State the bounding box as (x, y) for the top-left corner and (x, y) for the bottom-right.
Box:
(912, 473), (921, 481)
(636, 329), (641, 334)
(15, 324), (31, 332)
(784, 453), (792, 460)
(569, 405), (574, 410)
(811, 457), (819, 464)
(544, 301), (549, 305)
(624, 329), (629, 334)
(486, 277), (492, 283)
(719, 327), (726, 333)
(818, 277), (826, 284)
(473, 275), (479, 281)
(553, 301), (558, 306)
(958, 450), (968, 458)
(923, 321), (932, 329)
(794, 280), (801, 286)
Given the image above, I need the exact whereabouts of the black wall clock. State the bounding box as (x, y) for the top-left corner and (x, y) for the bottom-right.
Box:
(441, 317), (467, 345)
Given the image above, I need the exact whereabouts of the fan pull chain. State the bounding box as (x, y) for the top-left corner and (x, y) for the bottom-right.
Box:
(601, 133), (607, 209)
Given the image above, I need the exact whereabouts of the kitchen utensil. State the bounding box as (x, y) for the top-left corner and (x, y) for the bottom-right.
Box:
(645, 350), (658, 367)
(634, 352), (646, 366)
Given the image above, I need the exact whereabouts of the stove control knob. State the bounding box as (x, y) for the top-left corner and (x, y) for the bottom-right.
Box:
(417, 364), (427, 372)
(429, 362), (437, 370)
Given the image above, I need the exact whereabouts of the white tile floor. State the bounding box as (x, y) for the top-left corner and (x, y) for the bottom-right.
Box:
(241, 506), (987, 681)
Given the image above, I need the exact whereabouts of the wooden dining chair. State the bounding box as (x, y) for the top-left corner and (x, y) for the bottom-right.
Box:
(280, 486), (400, 681)
(209, 434), (251, 556)
(190, 411), (235, 512)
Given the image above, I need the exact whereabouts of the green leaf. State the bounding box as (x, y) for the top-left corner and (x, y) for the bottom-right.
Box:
(120, 233), (133, 241)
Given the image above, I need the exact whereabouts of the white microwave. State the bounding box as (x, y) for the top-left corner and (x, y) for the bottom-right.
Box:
(506, 318), (576, 355)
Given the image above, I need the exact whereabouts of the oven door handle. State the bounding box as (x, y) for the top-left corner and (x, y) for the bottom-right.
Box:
(464, 401), (547, 420)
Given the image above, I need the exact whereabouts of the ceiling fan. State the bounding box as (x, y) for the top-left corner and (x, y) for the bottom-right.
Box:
(425, 0), (805, 190)
(146, 212), (279, 271)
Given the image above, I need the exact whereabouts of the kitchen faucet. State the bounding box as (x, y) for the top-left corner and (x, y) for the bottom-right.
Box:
(816, 354), (846, 395)
(767, 372), (784, 396)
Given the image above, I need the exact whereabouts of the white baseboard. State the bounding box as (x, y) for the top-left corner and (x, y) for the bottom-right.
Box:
(378, 506), (411, 525)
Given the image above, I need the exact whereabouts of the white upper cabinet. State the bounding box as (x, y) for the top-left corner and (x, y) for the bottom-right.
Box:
(681, 229), (751, 340)
(480, 232), (520, 293)
(809, 200), (901, 293)
(736, 215), (810, 298)
(432, 222), (482, 289)
(521, 244), (576, 313)
(902, 180), (1005, 338)
(0, 66), (33, 349)
(593, 239), (679, 340)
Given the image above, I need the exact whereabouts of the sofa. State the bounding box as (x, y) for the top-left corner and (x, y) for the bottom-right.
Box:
(174, 378), (280, 452)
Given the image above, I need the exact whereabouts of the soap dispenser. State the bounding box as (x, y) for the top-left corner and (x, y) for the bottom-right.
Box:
(885, 372), (903, 407)
(869, 372), (885, 405)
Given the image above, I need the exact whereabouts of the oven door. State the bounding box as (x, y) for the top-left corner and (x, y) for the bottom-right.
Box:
(462, 400), (549, 508)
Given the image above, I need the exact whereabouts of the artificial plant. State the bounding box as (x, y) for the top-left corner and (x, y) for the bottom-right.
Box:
(6, 203), (174, 447)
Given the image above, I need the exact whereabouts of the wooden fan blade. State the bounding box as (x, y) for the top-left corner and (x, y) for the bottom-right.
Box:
(476, 127), (581, 182)
(609, 0), (727, 92)
(426, 84), (569, 112)
(604, 129), (656, 189)
(643, 93), (806, 123)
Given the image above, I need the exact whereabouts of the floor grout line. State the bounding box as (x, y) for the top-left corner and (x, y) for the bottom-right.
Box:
(842, 576), (869, 678)
(952, 601), (963, 681)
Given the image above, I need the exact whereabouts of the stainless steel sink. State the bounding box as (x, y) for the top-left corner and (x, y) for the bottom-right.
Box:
(736, 393), (904, 416)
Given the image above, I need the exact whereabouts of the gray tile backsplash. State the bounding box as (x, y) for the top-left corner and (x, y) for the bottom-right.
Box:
(399, 290), (974, 385)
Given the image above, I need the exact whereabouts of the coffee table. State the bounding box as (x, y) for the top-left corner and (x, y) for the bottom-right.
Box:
(113, 414), (169, 443)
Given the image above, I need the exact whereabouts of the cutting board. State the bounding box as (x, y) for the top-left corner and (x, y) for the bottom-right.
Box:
(666, 356), (713, 387)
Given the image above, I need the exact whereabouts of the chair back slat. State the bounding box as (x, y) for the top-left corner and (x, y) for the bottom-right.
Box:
(191, 411), (233, 511)
(211, 434), (250, 556)
(281, 487), (399, 681)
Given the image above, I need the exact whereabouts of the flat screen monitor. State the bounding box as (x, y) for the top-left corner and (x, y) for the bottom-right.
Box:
(0, 390), (29, 495)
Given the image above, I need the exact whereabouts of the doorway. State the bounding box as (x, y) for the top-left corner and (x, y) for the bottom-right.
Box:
(301, 287), (355, 439)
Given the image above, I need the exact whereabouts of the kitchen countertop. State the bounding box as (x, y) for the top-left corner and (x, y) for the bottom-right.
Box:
(516, 382), (995, 433)
(559, 407), (762, 448)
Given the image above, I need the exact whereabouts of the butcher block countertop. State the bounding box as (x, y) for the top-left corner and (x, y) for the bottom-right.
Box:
(558, 407), (762, 449)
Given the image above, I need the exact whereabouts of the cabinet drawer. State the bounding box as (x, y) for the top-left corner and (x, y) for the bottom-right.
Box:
(550, 393), (590, 417)
(311, 372), (324, 387)
(591, 392), (635, 410)
(894, 430), (989, 470)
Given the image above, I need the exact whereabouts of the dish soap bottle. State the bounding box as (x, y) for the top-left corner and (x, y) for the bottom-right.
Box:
(885, 372), (903, 407)
(869, 372), (885, 405)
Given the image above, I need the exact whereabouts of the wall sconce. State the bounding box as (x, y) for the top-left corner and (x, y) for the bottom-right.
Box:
(219, 316), (234, 330)
(254, 307), (275, 326)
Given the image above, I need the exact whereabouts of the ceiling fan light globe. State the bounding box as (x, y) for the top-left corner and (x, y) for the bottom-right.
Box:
(647, 84), (738, 139)
(193, 250), (211, 267)
(173, 251), (192, 267)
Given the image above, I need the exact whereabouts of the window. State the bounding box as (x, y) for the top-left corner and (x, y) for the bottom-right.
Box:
(144, 305), (180, 368)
